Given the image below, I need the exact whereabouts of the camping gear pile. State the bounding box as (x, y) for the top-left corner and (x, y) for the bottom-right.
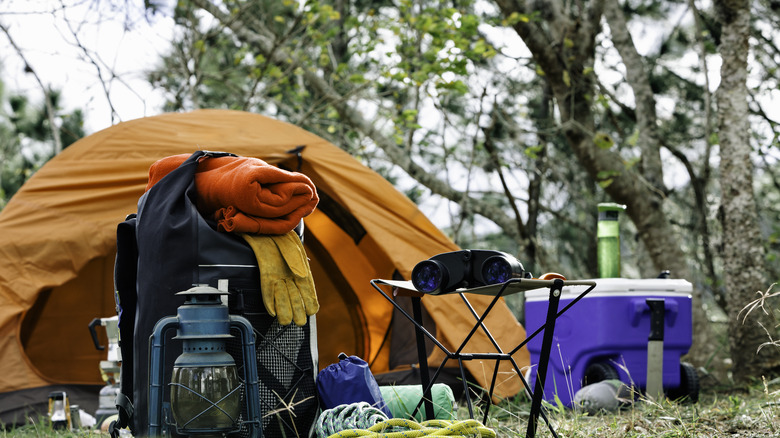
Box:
(0, 110), (528, 432)
(110, 150), (319, 437)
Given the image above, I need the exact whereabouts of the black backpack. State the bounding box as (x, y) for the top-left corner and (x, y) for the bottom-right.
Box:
(112, 150), (318, 437)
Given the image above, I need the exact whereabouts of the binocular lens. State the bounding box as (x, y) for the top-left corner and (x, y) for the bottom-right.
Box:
(482, 257), (514, 284)
(412, 261), (443, 293)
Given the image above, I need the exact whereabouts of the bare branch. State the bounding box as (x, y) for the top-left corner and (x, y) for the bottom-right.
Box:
(56, 0), (120, 124)
(188, 0), (523, 241)
(603, 0), (665, 191)
(0, 20), (63, 155)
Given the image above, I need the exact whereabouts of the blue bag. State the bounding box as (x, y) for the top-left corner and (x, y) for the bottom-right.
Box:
(317, 353), (392, 417)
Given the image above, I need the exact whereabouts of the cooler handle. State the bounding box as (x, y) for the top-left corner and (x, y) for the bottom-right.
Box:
(629, 299), (678, 327)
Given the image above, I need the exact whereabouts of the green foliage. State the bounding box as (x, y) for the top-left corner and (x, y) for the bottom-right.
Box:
(524, 144), (545, 159)
(150, 0), (507, 170)
(0, 80), (84, 210)
(144, 0), (780, 302)
(593, 132), (615, 150)
(596, 170), (620, 188)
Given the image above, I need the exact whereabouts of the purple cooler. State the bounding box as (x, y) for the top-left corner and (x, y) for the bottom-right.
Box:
(524, 278), (694, 407)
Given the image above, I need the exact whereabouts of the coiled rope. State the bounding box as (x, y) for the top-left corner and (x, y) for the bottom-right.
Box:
(316, 402), (389, 437)
(316, 403), (496, 438)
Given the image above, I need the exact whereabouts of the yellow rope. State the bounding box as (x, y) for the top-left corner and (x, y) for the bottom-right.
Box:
(327, 418), (496, 438)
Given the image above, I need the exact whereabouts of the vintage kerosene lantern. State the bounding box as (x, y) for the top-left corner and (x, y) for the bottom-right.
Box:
(147, 285), (262, 437)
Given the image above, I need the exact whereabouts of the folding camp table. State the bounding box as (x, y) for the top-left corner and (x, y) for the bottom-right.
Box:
(371, 277), (596, 438)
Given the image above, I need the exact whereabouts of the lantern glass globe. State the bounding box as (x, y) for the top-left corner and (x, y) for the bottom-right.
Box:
(170, 357), (241, 434)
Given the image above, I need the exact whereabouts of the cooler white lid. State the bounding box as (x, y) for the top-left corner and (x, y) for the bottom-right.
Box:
(525, 277), (692, 301)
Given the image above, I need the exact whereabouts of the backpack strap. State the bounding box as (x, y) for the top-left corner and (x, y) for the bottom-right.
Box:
(111, 213), (138, 435)
(114, 214), (138, 404)
(108, 392), (134, 438)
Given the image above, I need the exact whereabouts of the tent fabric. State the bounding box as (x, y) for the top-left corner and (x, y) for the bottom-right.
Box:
(0, 109), (529, 421)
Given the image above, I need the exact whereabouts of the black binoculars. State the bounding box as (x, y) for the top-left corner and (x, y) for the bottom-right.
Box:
(411, 250), (527, 295)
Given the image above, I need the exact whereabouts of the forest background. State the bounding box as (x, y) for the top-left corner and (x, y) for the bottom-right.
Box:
(1, 0), (779, 389)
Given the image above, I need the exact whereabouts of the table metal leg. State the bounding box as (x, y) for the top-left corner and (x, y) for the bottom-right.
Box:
(411, 296), (435, 420)
(370, 278), (593, 438)
(526, 279), (563, 438)
(482, 358), (501, 424)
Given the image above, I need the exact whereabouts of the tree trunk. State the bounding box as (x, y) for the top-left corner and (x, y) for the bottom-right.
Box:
(493, 0), (718, 367)
(715, 0), (780, 384)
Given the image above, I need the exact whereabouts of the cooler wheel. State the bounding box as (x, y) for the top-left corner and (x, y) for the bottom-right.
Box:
(667, 362), (699, 403)
(583, 361), (619, 386)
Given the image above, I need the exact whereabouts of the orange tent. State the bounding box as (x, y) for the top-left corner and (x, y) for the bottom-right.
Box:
(0, 109), (528, 423)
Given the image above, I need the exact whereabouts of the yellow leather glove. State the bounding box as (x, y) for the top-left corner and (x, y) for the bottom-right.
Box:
(241, 231), (319, 326)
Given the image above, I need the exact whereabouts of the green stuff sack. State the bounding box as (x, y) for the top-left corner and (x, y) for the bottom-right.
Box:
(379, 384), (456, 421)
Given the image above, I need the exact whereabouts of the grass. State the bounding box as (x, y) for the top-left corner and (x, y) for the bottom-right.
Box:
(480, 377), (780, 437)
(1, 419), (100, 437)
(5, 379), (780, 437)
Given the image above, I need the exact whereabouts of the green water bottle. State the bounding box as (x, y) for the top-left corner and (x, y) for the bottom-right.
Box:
(597, 203), (626, 278)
